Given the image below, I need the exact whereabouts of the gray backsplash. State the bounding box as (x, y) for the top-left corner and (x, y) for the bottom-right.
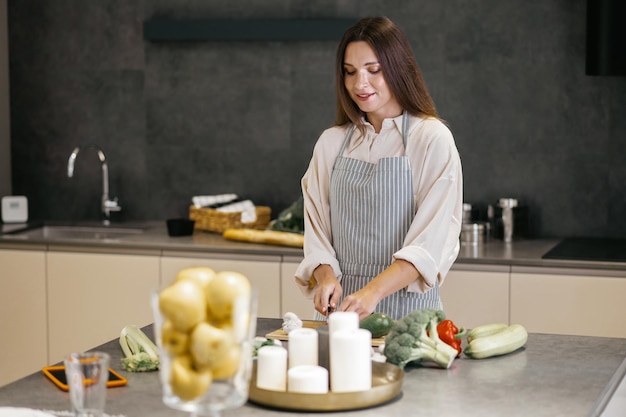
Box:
(7, 0), (626, 238)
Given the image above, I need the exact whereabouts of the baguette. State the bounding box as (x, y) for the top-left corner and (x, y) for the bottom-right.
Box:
(222, 228), (304, 248)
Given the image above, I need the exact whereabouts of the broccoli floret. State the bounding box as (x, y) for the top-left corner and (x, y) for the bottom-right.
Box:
(121, 351), (159, 372)
(383, 309), (458, 369)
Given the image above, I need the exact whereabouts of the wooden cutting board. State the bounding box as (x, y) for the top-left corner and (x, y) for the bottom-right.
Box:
(265, 320), (386, 347)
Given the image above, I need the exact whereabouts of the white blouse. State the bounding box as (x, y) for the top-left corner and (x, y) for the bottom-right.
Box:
(295, 113), (463, 295)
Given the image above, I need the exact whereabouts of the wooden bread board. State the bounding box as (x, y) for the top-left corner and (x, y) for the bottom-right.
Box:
(265, 320), (386, 347)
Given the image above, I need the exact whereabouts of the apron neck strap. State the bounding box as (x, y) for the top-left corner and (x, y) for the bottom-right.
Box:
(338, 110), (409, 157)
(401, 110), (409, 147)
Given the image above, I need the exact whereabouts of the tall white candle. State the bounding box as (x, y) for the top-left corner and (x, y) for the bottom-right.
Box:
(256, 345), (287, 391)
(288, 328), (319, 368)
(328, 311), (359, 334)
(329, 328), (372, 393)
(287, 365), (329, 394)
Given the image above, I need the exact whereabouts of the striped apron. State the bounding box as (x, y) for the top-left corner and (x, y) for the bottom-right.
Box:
(317, 112), (441, 321)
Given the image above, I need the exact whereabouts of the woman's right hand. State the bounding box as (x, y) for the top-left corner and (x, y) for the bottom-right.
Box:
(312, 264), (343, 316)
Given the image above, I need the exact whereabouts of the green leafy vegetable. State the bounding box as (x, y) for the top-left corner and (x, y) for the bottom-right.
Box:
(270, 197), (304, 234)
(119, 325), (160, 372)
(252, 338), (282, 358)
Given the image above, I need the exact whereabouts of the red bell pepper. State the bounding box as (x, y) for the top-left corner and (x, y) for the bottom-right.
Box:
(436, 320), (465, 357)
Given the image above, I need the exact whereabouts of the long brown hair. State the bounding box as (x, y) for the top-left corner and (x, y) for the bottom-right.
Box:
(335, 17), (439, 132)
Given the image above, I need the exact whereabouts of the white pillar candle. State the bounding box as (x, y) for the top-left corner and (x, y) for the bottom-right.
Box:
(256, 345), (287, 391)
(287, 365), (329, 394)
(328, 311), (359, 334)
(288, 328), (319, 368)
(329, 328), (372, 393)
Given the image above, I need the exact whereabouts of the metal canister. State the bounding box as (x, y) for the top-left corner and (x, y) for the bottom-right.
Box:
(461, 222), (485, 245)
(498, 198), (519, 243)
(462, 203), (472, 224)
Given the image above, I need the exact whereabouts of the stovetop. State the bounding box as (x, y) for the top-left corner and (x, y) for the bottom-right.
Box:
(542, 237), (626, 263)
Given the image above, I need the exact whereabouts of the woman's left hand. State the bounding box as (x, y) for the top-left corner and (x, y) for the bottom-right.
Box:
(338, 260), (422, 320)
(337, 287), (380, 320)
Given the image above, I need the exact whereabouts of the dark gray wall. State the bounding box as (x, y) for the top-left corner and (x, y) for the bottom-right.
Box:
(7, 1), (626, 238)
(0, 0), (10, 198)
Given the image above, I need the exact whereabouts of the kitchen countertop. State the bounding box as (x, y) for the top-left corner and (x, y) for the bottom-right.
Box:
(0, 318), (624, 417)
(1, 221), (625, 272)
(0, 221), (303, 257)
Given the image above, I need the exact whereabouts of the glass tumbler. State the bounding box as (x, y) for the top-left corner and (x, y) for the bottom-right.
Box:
(64, 351), (110, 417)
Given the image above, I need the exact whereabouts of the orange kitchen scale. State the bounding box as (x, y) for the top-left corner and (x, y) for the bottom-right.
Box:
(42, 365), (127, 391)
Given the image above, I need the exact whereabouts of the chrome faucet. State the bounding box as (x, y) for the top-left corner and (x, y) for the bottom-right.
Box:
(67, 144), (121, 225)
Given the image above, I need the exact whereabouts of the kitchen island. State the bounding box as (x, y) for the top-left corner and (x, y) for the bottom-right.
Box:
(0, 318), (624, 417)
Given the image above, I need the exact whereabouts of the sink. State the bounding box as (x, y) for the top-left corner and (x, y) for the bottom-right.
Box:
(7, 224), (146, 240)
(39, 225), (145, 239)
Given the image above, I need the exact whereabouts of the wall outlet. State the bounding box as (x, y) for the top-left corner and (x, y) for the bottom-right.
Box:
(1, 196), (29, 223)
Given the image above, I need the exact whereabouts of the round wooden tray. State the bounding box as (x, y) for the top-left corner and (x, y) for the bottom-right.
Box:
(248, 361), (403, 411)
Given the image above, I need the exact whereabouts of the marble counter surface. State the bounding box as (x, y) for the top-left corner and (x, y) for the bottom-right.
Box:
(1, 221), (625, 271)
(0, 318), (624, 417)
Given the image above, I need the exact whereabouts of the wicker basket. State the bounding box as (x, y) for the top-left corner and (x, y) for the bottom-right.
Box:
(189, 205), (272, 234)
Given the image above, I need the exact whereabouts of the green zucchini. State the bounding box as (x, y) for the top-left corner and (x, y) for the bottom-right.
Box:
(467, 323), (508, 342)
(464, 324), (528, 359)
(359, 312), (394, 338)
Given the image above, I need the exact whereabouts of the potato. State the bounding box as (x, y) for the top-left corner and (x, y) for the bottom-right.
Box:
(161, 319), (189, 355)
(189, 322), (232, 370)
(211, 345), (242, 380)
(205, 271), (251, 321)
(169, 355), (212, 400)
(159, 280), (206, 332)
(175, 266), (216, 295)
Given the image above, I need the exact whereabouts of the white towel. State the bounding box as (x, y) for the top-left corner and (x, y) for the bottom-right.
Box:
(217, 200), (257, 223)
(191, 194), (237, 208)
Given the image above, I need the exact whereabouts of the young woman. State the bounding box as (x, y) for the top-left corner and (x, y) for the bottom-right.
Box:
(295, 16), (463, 320)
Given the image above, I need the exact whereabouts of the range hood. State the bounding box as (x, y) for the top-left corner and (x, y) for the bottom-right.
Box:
(586, 0), (626, 76)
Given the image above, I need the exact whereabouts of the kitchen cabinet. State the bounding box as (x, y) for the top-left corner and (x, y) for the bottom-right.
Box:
(440, 263), (510, 328)
(160, 252), (282, 318)
(510, 266), (626, 338)
(3, 229), (626, 387)
(280, 259), (511, 324)
(280, 257), (315, 320)
(46, 250), (160, 363)
(0, 248), (47, 387)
